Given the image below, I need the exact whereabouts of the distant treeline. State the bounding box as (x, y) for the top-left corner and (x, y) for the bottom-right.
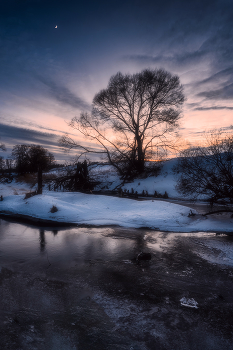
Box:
(0, 144), (56, 175)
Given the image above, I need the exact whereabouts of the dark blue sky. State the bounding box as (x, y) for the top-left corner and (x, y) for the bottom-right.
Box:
(0, 0), (233, 161)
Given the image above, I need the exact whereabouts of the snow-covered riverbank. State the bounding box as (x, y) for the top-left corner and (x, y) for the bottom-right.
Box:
(0, 192), (233, 232)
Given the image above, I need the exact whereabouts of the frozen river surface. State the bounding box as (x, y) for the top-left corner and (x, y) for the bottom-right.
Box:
(0, 218), (233, 349)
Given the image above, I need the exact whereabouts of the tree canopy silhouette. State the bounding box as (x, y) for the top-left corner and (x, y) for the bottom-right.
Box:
(12, 144), (55, 174)
(61, 68), (185, 177)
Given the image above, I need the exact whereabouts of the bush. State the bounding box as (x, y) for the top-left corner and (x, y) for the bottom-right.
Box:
(16, 173), (37, 186)
(50, 205), (58, 213)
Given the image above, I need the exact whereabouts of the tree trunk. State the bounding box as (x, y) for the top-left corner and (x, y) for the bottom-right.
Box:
(37, 165), (43, 194)
(136, 137), (144, 173)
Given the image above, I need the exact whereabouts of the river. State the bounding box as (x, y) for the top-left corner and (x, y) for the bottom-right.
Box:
(0, 218), (233, 349)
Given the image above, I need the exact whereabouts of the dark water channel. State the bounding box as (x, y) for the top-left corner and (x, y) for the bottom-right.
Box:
(1, 218), (233, 350)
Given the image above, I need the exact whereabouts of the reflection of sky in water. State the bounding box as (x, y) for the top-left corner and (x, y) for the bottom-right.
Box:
(0, 220), (137, 267)
(1, 219), (231, 269)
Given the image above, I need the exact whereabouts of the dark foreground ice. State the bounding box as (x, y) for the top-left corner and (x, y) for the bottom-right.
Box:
(0, 218), (233, 349)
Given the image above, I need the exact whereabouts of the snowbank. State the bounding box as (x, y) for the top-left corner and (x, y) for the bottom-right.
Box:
(0, 191), (232, 232)
(0, 179), (32, 196)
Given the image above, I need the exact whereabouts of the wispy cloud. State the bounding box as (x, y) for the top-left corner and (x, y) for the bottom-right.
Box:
(37, 76), (91, 111)
(196, 66), (233, 86)
(123, 50), (208, 68)
(0, 117), (64, 135)
(194, 106), (233, 111)
(197, 83), (233, 100)
(0, 0), (233, 152)
(0, 123), (59, 148)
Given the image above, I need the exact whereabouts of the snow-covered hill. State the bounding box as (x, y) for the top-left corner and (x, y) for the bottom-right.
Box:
(90, 159), (181, 199)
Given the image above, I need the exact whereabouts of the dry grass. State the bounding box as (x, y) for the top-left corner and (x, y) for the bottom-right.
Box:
(24, 191), (37, 200)
(43, 173), (59, 181)
(16, 173), (37, 186)
(15, 172), (59, 186)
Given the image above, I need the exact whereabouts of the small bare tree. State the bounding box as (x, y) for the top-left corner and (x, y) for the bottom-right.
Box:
(0, 157), (5, 175)
(46, 160), (95, 192)
(0, 143), (6, 151)
(0, 143), (6, 178)
(175, 132), (233, 205)
(61, 68), (185, 177)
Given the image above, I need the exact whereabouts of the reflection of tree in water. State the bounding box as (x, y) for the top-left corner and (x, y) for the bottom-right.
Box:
(135, 233), (146, 253)
(52, 230), (58, 236)
(39, 229), (46, 253)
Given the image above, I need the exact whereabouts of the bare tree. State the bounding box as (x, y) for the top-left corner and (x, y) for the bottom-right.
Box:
(5, 158), (13, 175)
(0, 156), (4, 175)
(61, 69), (185, 177)
(46, 160), (96, 192)
(0, 143), (6, 151)
(175, 132), (233, 205)
(0, 143), (6, 177)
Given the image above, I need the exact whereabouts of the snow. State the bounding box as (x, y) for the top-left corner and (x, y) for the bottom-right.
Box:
(0, 178), (32, 196)
(0, 159), (233, 232)
(0, 158), (184, 198)
(0, 191), (233, 232)
(180, 297), (198, 309)
(90, 158), (185, 199)
(89, 164), (122, 191)
(121, 159), (180, 198)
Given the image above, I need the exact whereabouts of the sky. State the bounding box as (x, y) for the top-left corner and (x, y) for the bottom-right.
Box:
(0, 0), (233, 162)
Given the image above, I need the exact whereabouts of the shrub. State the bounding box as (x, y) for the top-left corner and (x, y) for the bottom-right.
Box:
(50, 205), (58, 213)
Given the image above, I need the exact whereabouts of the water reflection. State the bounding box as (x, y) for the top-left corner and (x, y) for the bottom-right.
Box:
(0, 220), (137, 267)
(39, 229), (46, 253)
(0, 218), (230, 270)
(135, 233), (146, 252)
